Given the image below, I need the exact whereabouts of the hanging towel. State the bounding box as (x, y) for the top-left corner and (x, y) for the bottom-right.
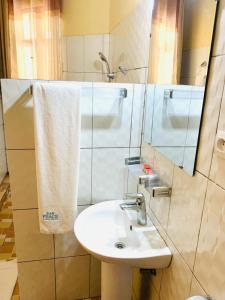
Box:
(33, 82), (81, 234)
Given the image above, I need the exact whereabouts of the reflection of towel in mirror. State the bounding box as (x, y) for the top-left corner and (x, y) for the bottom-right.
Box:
(33, 82), (81, 234)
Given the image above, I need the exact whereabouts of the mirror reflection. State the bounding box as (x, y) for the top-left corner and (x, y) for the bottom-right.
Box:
(144, 0), (217, 175)
(7, 0), (154, 83)
(5, 0), (218, 175)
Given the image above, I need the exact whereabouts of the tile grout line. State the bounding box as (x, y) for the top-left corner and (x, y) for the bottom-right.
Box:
(187, 177), (209, 297)
(208, 81), (225, 178)
(53, 234), (57, 300)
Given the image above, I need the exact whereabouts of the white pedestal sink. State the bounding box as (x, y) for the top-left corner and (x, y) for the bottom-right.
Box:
(74, 200), (171, 300)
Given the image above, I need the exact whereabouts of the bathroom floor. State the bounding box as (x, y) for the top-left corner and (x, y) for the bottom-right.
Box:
(0, 177), (19, 299)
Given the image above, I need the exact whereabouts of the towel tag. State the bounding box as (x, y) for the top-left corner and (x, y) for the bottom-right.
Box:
(43, 211), (59, 221)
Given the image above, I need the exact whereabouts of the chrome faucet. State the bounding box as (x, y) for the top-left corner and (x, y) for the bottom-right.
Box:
(120, 193), (147, 226)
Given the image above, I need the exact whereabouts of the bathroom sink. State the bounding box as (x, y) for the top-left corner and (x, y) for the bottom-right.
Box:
(74, 200), (171, 269)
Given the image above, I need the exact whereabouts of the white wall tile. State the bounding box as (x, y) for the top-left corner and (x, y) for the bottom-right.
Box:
(84, 72), (103, 82)
(92, 148), (129, 203)
(151, 85), (191, 147)
(127, 148), (141, 194)
(103, 34), (110, 62)
(110, 0), (153, 73)
(130, 84), (145, 147)
(80, 83), (93, 148)
(84, 35), (103, 73)
(93, 83), (133, 147)
(62, 71), (84, 81)
(78, 149), (92, 205)
(143, 84), (155, 144)
(67, 36), (84, 73)
(185, 87), (204, 147)
(155, 147), (184, 168)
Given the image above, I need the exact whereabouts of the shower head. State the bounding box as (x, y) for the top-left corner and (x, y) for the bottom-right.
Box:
(99, 52), (108, 63)
(98, 52), (115, 82)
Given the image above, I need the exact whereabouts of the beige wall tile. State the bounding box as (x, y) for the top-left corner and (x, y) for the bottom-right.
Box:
(150, 150), (174, 231)
(196, 56), (225, 176)
(210, 87), (225, 189)
(160, 240), (192, 300)
(167, 169), (207, 270)
(54, 231), (87, 258)
(55, 255), (90, 300)
(213, 0), (225, 56)
(13, 209), (54, 262)
(90, 256), (101, 297)
(140, 142), (155, 166)
(1, 79), (35, 149)
(7, 150), (38, 209)
(18, 259), (55, 300)
(194, 181), (225, 299)
(189, 276), (207, 298)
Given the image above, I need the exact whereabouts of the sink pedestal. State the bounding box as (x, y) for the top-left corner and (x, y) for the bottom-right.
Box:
(101, 262), (132, 300)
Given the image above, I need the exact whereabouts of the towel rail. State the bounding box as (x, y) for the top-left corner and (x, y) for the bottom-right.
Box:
(28, 85), (127, 100)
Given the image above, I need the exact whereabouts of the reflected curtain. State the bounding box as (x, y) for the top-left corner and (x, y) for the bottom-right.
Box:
(0, 0), (10, 77)
(8, 0), (62, 80)
(148, 0), (184, 84)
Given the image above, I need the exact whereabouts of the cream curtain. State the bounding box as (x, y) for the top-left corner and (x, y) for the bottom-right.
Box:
(148, 0), (184, 84)
(8, 0), (62, 80)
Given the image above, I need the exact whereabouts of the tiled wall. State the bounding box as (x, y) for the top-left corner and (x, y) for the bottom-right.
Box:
(109, 0), (153, 84)
(1, 79), (145, 300)
(144, 84), (204, 175)
(62, 34), (110, 82)
(132, 1), (225, 299)
(62, 0), (153, 84)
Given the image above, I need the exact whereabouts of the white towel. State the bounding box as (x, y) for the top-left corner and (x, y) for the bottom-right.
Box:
(33, 82), (81, 234)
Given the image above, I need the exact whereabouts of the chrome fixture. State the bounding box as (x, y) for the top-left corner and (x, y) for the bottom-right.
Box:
(145, 181), (172, 198)
(120, 193), (147, 226)
(125, 156), (141, 166)
(138, 173), (159, 185)
(98, 52), (115, 82)
(118, 65), (128, 75)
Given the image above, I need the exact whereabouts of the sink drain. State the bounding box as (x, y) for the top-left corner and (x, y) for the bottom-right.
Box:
(114, 242), (126, 249)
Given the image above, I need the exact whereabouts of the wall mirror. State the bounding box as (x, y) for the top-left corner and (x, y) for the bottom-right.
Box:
(3, 0), (218, 176)
(7, 0), (155, 83)
(144, 0), (218, 176)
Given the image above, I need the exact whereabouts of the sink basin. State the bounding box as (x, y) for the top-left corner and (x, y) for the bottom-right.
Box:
(74, 200), (171, 269)
(74, 200), (171, 300)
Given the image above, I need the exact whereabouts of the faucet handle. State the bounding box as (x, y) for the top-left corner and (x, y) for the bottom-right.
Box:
(151, 186), (172, 197)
